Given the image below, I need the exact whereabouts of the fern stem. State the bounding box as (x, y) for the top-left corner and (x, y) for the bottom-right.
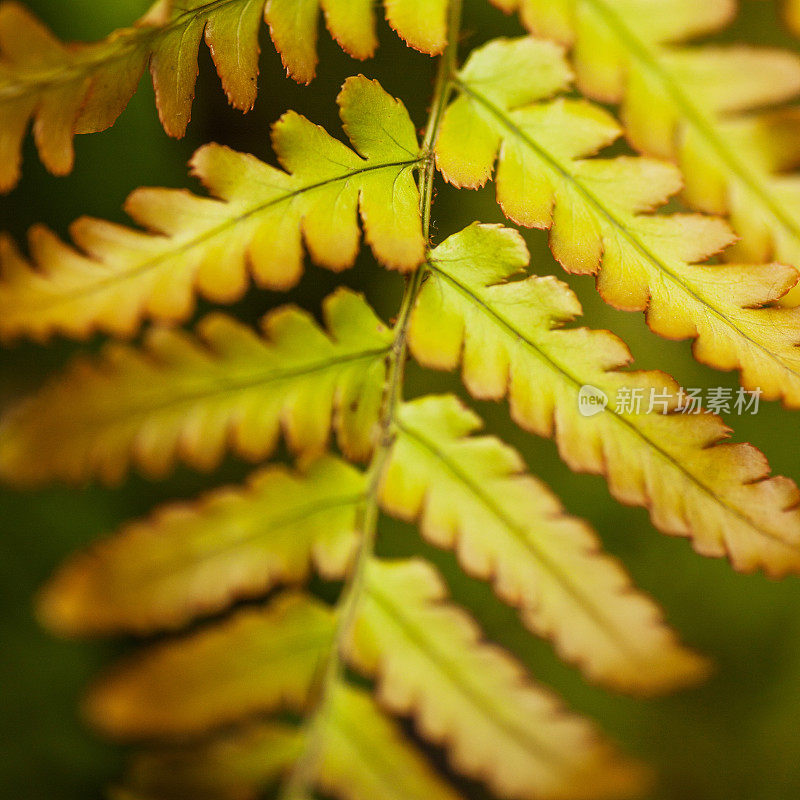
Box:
(277, 2), (463, 797)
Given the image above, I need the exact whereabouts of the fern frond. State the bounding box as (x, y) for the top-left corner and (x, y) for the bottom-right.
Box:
(38, 457), (364, 635)
(411, 224), (800, 576)
(0, 0), (444, 189)
(349, 558), (644, 800)
(0, 75), (423, 340)
(0, 290), (390, 484)
(74, 550), (643, 798)
(36, 387), (705, 691)
(383, 394), (706, 694)
(437, 37), (800, 405)
(494, 0), (800, 298)
(86, 591), (334, 739)
(121, 684), (462, 800)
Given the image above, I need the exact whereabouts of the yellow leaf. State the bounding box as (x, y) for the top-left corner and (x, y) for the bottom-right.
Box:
(0, 75), (423, 339)
(38, 457), (364, 636)
(318, 683), (463, 800)
(500, 0), (800, 303)
(120, 684), (462, 800)
(382, 395), (707, 694)
(349, 558), (645, 800)
(411, 224), (800, 576)
(0, 1), (154, 190)
(438, 37), (800, 406)
(0, 290), (390, 484)
(0, 0), (445, 188)
(788, 0), (800, 35)
(85, 592), (334, 739)
(267, 0), (448, 84)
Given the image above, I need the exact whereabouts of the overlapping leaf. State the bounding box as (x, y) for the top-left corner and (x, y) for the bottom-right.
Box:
(411, 224), (800, 576)
(85, 592), (335, 739)
(0, 75), (424, 339)
(437, 37), (800, 405)
(75, 554), (643, 798)
(493, 0), (800, 300)
(0, 0), (445, 189)
(383, 395), (706, 694)
(38, 457), (364, 635)
(120, 684), (463, 800)
(349, 558), (643, 800)
(0, 289), (390, 484)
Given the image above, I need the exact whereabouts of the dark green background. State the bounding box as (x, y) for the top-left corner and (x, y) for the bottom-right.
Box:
(1, 1), (800, 798)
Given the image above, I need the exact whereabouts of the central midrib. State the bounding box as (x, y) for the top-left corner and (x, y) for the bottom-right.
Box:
(55, 345), (391, 431)
(131, 492), (367, 585)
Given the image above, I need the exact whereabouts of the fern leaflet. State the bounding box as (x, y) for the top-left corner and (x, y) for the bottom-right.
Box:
(122, 683), (462, 800)
(437, 37), (800, 406)
(38, 457), (364, 634)
(0, 290), (390, 483)
(75, 556), (642, 800)
(495, 0), (800, 303)
(412, 224), (800, 576)
(3, 2), (800, 799)
(0, 0), (445, 189)
(383, 395), (706, 693)
(0, 75), (423, 339)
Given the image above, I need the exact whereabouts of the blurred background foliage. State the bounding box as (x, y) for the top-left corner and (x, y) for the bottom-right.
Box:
(1, 1), (800, 798)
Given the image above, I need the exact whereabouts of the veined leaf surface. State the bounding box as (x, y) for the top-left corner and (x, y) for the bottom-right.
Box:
(437, 37), (800, 406)
(86, 592), (334, 739)
(120, 684), (463, 800)
(382, 395), (707, 694)
(411, 224), (800, 576)
(0, 76), (423, 339)
(39, 457), (364, 635)
(0, 290), (390, 483)
(349, 558), (644, 800)
(0, 0), (446, 188)
(494, 0), (800, 301)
